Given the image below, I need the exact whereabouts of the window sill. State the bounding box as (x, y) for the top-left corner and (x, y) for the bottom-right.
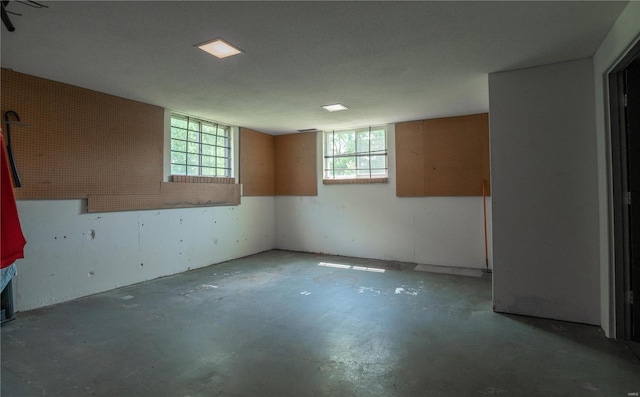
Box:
(170, 175), (234, 184)
(323, 177), (388, 185)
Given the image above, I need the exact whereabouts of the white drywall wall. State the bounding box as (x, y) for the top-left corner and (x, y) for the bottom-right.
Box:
(275, 125), (493, 270)
(12, 197), (275, 311)
(593, 1), (640, 337)
(489, 57), (600, 325)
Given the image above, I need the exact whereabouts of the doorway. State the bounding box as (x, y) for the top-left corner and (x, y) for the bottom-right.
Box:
(610, 40), (640, 342)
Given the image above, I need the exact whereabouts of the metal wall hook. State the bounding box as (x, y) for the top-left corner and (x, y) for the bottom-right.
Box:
(3, 111), (22, 188)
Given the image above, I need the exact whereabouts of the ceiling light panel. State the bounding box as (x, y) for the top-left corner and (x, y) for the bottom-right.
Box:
(197, 38), (243, 59)
(322, 104), (348, 112)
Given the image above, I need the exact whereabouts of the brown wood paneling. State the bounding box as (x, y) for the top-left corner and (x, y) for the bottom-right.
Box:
(395, 120), (425, 196)
(87, 194), (162, 213)
(1, 68), (163, 199)
(274, 132), (317, 196)
(240, 128), (275, 196)
(395, 114), (490, 197)
(160, 182), (241, 208)
(87, 183), (241, 213)
(2, 69), (241, 210)
(423, 113), (490, 196)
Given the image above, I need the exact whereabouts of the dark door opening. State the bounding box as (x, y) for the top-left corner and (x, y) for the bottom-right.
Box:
(610, 41), (640, 342)
(626, 58), (640, 342)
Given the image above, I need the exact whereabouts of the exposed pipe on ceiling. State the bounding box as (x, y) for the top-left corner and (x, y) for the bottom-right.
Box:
(1, 0), (48, 33)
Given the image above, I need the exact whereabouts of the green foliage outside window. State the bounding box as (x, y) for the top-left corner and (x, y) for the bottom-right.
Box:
(170, 114), (231, 177)
(324, 126), (387, 179)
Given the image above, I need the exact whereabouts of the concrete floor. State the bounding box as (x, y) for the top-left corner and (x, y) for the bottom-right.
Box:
(1, 250), (639, 396)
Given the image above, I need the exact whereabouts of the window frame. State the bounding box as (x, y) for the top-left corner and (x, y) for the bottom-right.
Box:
(322, 125), (388, 182)
(169, 113), (232, 178)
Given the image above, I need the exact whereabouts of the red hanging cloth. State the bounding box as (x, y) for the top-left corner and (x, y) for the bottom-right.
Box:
(1, 130), (26, 268)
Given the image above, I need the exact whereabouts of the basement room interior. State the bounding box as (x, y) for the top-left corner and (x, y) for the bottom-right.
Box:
(1, 1), (640, 396)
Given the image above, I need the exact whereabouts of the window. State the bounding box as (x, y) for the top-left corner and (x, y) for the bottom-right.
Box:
(323, 126), (388, 180)
(170, 114), (231, 177)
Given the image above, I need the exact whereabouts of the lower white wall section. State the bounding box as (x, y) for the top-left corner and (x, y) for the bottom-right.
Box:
(489, 57), (600, 325)
(12, 197), (275, 311)
(275, 125), (493, 270)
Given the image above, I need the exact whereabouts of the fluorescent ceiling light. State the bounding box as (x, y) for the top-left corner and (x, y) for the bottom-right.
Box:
(322, 103), (348, 112)
(197, 38), (243, 59)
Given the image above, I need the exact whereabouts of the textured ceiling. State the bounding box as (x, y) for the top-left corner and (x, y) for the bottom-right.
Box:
(0, 1), (629, 134)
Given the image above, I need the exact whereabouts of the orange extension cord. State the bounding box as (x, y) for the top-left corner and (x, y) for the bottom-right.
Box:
(482, 179), (489, 271)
